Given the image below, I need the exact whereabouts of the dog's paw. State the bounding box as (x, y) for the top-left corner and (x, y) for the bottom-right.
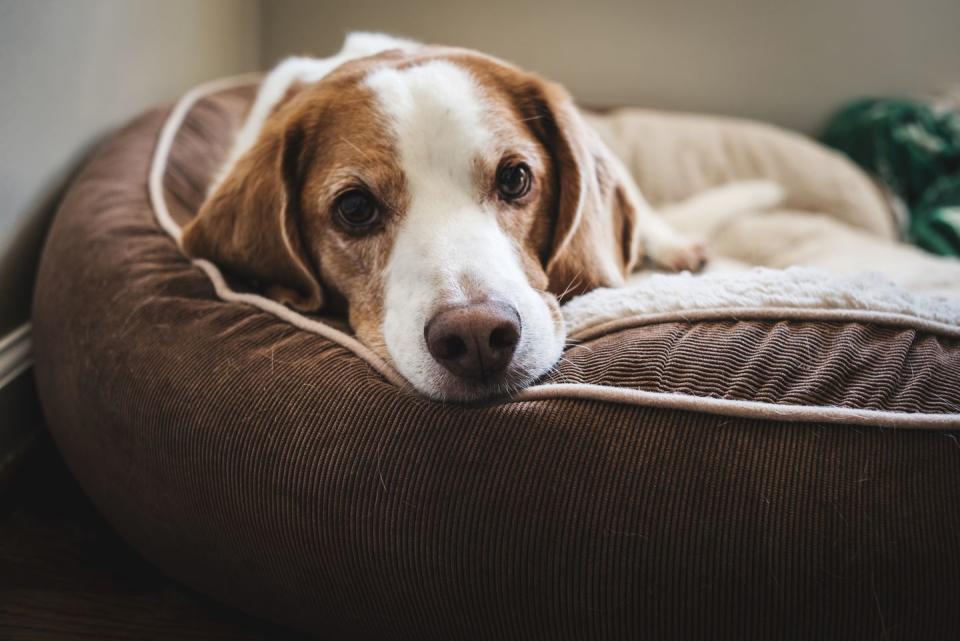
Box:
(649, 235), (708, 272)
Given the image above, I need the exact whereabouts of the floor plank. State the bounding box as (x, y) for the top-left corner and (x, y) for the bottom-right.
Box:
(0, 437), (316, 641)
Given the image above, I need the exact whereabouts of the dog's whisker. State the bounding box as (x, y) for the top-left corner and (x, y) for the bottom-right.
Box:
(555, 270), (585, 302)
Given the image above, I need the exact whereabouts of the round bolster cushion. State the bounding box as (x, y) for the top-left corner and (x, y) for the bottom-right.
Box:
(32, 83), (960, 639)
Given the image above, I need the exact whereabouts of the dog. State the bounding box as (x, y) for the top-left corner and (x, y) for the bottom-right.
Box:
(183, 33), (746, 401)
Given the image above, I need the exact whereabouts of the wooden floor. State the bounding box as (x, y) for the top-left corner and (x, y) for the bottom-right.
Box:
(0, 437), (314, 641)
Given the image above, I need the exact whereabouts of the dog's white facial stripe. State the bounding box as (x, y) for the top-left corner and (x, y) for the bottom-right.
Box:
(365, 61), (493, 206)
(365, 61), (564, 399)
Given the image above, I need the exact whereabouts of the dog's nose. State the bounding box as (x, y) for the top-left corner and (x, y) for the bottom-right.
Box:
(424, 301), (521, 380)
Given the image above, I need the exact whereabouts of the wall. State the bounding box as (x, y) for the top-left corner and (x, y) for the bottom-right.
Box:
(0, 0), (260, 470)
(0, 0), (260, 338)
(261, 0), (960, 134)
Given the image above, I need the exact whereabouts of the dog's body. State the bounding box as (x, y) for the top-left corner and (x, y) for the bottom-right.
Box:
(183, 33), (767, 400)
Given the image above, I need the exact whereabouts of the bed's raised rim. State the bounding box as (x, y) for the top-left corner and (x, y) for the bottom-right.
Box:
(149, 75), (960, 429)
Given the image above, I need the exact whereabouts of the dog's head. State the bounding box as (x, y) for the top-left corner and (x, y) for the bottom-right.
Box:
(182, 42), (644, 400)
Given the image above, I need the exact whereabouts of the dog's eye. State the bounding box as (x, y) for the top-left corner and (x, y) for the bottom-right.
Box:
(496, 162), (532, 201)
(334, 189), (380, 230)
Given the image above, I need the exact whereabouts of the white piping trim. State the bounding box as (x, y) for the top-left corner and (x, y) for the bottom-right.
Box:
(0, 323), (33, 390)
(149, 73), (262, 243)
(511, 384), (960, 429)
(148, 77), (960, 428)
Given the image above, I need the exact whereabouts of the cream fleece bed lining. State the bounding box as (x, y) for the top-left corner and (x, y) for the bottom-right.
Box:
(149, 76), (960, 428)
(565, 268), (960, 340)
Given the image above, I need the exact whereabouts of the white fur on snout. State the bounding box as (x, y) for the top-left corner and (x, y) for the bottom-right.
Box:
(366, 61), (565, 399)
(384, 210), (564, 398)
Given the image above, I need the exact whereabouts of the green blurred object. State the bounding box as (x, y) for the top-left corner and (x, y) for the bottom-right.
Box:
(821, 98), (960, 257)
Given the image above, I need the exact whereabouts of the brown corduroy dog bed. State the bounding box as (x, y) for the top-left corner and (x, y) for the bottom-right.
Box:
(32, 79), (960, 641)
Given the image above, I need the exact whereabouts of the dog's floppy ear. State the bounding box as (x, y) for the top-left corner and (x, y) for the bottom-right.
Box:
(181, 113), (324, 312)
(521, 79), (643, 299)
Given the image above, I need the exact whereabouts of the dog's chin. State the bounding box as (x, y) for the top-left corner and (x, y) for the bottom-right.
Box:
(389, 347), (563, 403)
(416, 366), (546, 403)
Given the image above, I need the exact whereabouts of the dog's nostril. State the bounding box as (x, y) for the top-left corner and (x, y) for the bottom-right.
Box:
(443, 335), (467, 359)
(489, 324), (519, 350)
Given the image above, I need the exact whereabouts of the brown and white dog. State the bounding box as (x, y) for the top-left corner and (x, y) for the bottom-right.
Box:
(182, 33), (711, 401)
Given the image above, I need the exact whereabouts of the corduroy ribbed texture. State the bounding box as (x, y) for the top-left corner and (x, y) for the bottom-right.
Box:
(31, 88), (960, 640)
(547, 320), (960, 414)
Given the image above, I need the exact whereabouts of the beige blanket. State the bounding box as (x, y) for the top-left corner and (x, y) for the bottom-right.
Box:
(585, 109), (960, 298)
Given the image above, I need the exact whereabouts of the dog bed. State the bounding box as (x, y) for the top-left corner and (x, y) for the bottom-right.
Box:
(32, 77), (960, 640)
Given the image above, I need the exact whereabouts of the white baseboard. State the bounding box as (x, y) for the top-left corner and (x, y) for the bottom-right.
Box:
(0, 323), (33, 390)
